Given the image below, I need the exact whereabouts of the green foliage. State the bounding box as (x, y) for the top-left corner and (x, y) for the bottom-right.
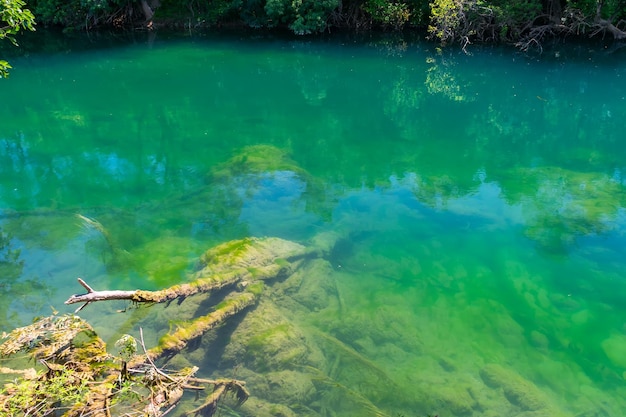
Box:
(155, 0), (239, 26)
(4, 0), (624, 45)
(364, 0), (412, 29)
(29, 0), (127, 30)
(265, 0), (292, 26)
(0, 0), (35, 43)
(566, 0), (599, 16)
(567, 0), (626, 20)
(428, 0), (463, 43)
(426, 0), (626, 45)
(491, 0), (541, 23)
(114, 334), (137, 362)
(428, 0), (543, 43)
(489, 0), (541, 39)
(30, 0), (80, 28)
(236, 0), (338, 33)
(203, 0), (240, 24)
(0, 59), (10, 76)
(0, 0), (35, 77)
(289, 0), (339, 34)
(1, 367), (89, 416)
(239, 0), (269, 27)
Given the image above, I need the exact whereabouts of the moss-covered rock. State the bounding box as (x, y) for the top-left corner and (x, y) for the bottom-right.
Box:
(601, 333), (626, 369)
(427, 384), (477, 415)
(228, 300), (320, 372)
(197, 237), (307, 276)
(132, 235), (202, 285)
(238, 397), (299, 417)
(289, 259), (338, 311)
(529, 330), (549, 350)
(262, 370), (317, 404)
(209, 145), (309, 181)
(480, 364), (554, 412)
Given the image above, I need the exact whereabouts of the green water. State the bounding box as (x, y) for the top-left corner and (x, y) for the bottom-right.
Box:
(2, 32), (626, 416)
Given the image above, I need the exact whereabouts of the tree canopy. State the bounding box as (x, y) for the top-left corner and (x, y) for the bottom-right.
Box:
(3, 0), (626, 50)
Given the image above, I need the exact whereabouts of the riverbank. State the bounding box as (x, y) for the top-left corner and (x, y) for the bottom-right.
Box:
(9, 0), (626, 51)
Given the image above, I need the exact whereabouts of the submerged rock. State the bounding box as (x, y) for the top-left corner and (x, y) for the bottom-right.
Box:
(288, 259), (338, 311)
(209, 145), (309, 181)
(239, 397), (317, 417)
(479, 364), (564, 415)
(428, 385), (477, 415)
(261, 370), (317, 404)
(529, 330), (549, 350)
(221, 299), (325, 372)
(601, 333), (626, 369)
(197, 236), (307, 275)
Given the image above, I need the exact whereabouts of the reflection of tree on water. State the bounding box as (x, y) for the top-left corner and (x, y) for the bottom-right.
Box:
(424, 53), (472, 103)
(1, 142), (626, 415)
(0, 227), (53, 331)
(5, 144), (331, 289)
(0, 142), (334, 301)
(0, 229), (24, 302)
(499, 166), (626, 253)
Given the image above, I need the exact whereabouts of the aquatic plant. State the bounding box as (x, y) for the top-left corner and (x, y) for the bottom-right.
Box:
(0, 236), (318, 416)
(0, 313), (250, 416)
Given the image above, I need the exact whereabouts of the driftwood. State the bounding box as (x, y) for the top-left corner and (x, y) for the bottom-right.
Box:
(64, 264), (276, 311)
(1, 236), (322, 417)
(64, 262), (297, 310)
(64, 278), (138, 311)
(0, 313), (250, 417)
(146, 289), (261, 361)
(65, 236), (309, 312)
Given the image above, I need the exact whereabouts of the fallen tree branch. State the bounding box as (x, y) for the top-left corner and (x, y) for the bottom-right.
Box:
(65, 278), (136, 312)
(3, 235), (332, 417)
(65, 263), (292, 311)
(65, 237), (309, 311)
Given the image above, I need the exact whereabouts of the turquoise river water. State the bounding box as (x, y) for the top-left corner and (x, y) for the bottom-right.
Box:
(1, 32), (626, 417)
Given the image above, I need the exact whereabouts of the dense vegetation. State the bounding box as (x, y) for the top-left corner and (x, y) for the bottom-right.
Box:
(2, 0), (626, 46)
(0, 0), (35, 76)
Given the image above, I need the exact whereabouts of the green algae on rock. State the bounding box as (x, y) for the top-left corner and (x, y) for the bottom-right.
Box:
(2, 235), (321, 417)
(65, 237), (307, 306)
(479, 364), (564, 414)
(600, 333), (626, 369)
(209, 145), (309, 180)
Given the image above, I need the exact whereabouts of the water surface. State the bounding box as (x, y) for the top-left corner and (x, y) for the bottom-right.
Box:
(1, 32), (626, 416)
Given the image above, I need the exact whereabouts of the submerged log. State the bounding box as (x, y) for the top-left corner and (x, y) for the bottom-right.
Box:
(64, 268), (262, 310)
(145, 286), (262, 360)
(65, 237), (308, 310)
(2, 236), (334, 417)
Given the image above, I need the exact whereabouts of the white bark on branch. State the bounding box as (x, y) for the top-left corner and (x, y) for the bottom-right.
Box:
(65, 261), (295, 311)
(64, 278), (139, 312)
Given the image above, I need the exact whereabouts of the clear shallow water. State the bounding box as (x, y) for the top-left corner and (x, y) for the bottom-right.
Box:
(1, 32), (626, 416)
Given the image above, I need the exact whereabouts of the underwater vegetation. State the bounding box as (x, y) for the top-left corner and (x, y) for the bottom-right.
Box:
(5, 25), (626, 417)
(0, 143), (625, 416)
